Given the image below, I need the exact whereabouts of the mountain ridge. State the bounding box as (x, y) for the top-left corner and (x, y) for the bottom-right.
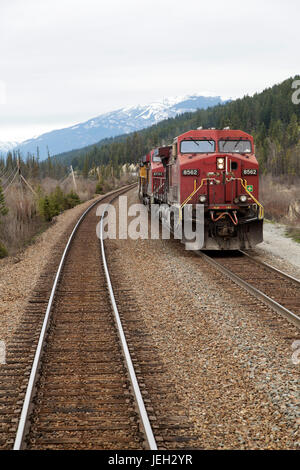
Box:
(5, 94), (227, 159)
(0, 140), (19, 155)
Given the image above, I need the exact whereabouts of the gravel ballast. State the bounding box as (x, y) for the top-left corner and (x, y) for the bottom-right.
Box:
(105, 188), (300, 449)
(0, 187), (299, 449)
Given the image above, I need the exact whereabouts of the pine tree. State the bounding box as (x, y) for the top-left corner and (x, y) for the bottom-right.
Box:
(39, 196), (52, 221)
(82, 155), (89, 179)
(286, 114), (299, 146)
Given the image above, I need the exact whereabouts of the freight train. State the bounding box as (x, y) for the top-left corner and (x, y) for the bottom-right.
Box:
(138, 128), (264, 250)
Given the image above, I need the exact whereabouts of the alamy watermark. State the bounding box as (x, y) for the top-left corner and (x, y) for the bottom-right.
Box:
(291, 340), (300, 365)
(291, 80), (300, 105)
(0, 341), (6, 364)
(95, 196), (205, 250)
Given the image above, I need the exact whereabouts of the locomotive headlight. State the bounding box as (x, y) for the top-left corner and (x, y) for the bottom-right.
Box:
(239, 195), (247, 203)
(199, 195), (206, 203)
(216, 157), (225, 169)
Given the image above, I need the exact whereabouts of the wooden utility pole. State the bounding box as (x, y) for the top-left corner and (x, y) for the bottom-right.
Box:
(20, 174), (37, 196)
(18, 156), (37, 196)
(70, 165), (77, 192)
(96, 167), (101, 181)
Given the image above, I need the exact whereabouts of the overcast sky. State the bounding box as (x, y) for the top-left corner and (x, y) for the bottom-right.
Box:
(0, 0), (299, 142)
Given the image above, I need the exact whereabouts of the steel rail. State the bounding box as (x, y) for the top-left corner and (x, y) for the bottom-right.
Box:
(197, 251), (300, 330)
(239, 250), (300, 285)
(13, 184), (138, 450)
(99, 198), (158, 450)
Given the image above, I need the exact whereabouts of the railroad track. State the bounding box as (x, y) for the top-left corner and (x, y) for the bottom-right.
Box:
(197, 250), (300, 329)
(0, 185), (201, 451)
(0, 184), (159, 450)
(6, 185), (297, 450)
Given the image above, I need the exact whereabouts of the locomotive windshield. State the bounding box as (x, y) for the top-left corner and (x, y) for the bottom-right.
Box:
(180, 139), (215, 153)
(219, 140), (252, 153)
(152, 148), (161, 162)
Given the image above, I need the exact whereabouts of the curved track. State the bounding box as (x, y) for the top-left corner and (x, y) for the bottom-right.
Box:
(197, 250), (300, 329)
(9, 184), (157, 450)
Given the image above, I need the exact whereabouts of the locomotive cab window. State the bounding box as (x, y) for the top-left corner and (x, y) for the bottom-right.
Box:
(180, 139), (215, 154)
(218, 140), (252, 153)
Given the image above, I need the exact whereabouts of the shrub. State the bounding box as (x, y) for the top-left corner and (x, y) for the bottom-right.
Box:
(95, 182), (103, 194)
(37, 187), (81, 221)
(50, 186), (66, 215)
(260, 175), (300, 223)
(64, 190), (81, 209)
(0, 242), (8, 258)
(38, 196), (52, 222)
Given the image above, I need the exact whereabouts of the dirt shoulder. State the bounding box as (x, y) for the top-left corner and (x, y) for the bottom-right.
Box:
(250, 221), (300, 279)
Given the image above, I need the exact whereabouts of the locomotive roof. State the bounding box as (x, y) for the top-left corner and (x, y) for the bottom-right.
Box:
(177, 129), (253, 141)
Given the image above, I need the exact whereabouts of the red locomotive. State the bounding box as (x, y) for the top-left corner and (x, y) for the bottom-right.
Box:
(138, 128), (264, 250)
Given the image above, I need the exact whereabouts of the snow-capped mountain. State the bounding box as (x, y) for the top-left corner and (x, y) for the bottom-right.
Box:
(0, 140), (19, 155)
(12, 94), (227, 160)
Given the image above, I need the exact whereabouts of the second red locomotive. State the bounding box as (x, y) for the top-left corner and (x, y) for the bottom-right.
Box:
(138, 128), (264, 250)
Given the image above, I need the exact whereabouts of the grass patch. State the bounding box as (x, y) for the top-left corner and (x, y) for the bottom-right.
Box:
(264, 218), (276, 224)
(285, 227), (300, 244)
